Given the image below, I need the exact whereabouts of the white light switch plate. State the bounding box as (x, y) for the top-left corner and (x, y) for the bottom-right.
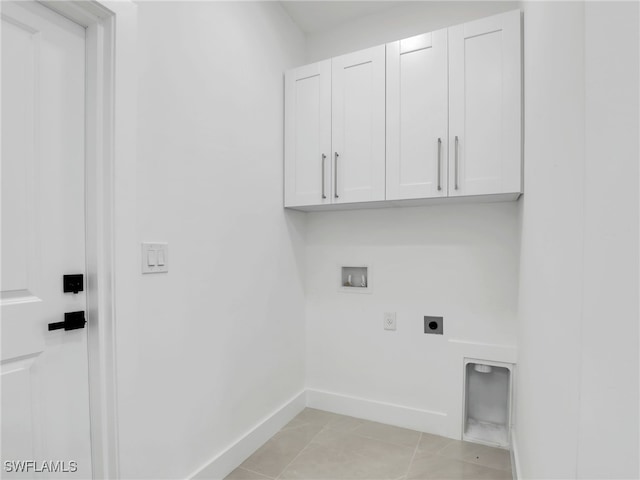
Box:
(142, 242), (168, 273)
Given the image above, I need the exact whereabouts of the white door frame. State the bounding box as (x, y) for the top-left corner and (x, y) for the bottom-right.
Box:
(36, 1), (137, 478)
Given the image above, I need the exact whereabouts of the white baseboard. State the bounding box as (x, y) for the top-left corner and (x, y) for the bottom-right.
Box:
(306, 388), (449, 438)
(510, 427), (521, 480)
(189, 390), (306, 480)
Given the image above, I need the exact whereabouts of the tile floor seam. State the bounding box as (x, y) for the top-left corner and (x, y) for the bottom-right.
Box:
(402, 432), (423, 480)
(350, 432), (419, 451)
(273, 424), (329, 480)
(429, 441), (453, 457)
(433, 452), (510, 473)
(236, 465), (276, 479)
(280, 421), (317, 432)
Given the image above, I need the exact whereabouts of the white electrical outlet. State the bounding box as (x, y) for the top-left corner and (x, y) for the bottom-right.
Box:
(384, 312), (396, 331)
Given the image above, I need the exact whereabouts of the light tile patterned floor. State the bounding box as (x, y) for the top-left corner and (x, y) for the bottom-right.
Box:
(225, 408), (512, 480)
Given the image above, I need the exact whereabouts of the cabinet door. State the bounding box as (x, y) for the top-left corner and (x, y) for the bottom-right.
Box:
(386, 30), (448, 200)
(284, 60), (331, 207)
(448, 10), (522, 196)
(331, 46), (386, 204)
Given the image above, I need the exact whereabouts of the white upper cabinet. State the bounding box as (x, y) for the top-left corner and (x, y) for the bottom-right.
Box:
(331, 45), (386, 204)
(284, 10), (522, 210)
(284, 46), (385, 207)
(386, 30), (448, 200)
(448, 10), (522, 197)
(284, 60), (331, 207)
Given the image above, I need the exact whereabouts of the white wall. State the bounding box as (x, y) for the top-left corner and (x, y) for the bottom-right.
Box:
(116, 3), (307, 478)
(305, 2), (639, 476)
(578, 3), (639, 475)
(516, 1), (639, 478)
(115, 2), (639, 478)
(305, 203), (520, 437)
(515, 3), (586, 476)
(302, 0), (522, 439)
(305, 1), (519, 63)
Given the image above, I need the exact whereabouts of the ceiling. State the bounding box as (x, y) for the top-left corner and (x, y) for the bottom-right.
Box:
(280, 1), (401, 34)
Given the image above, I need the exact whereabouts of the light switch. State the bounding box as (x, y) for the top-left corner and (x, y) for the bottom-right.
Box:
(147, 249), (157, 266)
(141, 242), (168, 274)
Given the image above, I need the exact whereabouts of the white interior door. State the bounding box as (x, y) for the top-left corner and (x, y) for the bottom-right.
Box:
(386, 30), (448, 200)
(448, 10), (522, 196)
(284, 60), (332, 207)
(1, 1), (92, 477)
(331, 45), (386, 204)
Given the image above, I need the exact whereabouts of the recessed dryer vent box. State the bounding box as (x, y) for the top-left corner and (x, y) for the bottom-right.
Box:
(339, 265), (371, 294)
